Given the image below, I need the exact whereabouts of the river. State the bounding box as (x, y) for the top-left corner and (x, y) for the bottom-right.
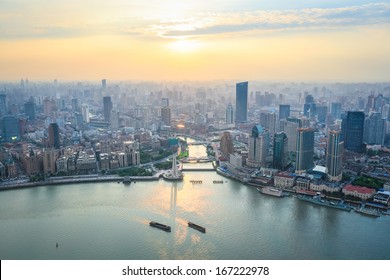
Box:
(0, 142), (389, 259)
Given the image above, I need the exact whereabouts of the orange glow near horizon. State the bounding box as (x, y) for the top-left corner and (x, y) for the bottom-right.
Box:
(1, 1), (390, 82)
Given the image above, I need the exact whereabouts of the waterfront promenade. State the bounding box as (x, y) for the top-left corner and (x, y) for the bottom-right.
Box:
(0, 173), (161, 191)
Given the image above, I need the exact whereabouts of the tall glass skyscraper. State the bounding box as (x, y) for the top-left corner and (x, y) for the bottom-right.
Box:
(103, 96), (113, 123)
(246, 125), (268, 168)
(235, 82), (248, 123)
(364, 112), (385, 145)
(279, 104), (290, 121)
(225, 103), (234, 125)
(273, 132), (288, 170)
(1, 116), (20, 142)
(0, 94), (7, 117)
(295, 127), (314, 174)
(326, 130), (343, 182)
(342, 111), (365, 153)
(48, 123), (60, 149)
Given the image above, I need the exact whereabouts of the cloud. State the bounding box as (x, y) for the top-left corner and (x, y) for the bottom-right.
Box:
(150, 2), (390, 38)
(1, 1), (389, 40)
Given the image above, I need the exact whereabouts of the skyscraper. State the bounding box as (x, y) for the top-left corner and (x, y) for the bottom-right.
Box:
(326, 130), (343, 182)
(161, 106), (171, 127)
(102, 79), (107, 93)
(225, 103), (234, 125)
(260, 112), (277, 136)
(279, 104), (290, 121)
(48, 123), (60, 149)
(280, 117), (301, 152)
(364, 112), (385, 145)
(24, 99), (36, 121)
(273, 132), (288, 170)
(81, 103), (90, 123)
(331, 102), (341, 120)
(71, 98), (79, 112)
(235, 82), (248, 123)
(220, 131), (234, 158)
(103, 96), (113, 122)
(110, 110), (119, 129)
(342, 111), (365, 153)
(1, 116), (20, 142)
(0, 94), (7, 117)
(295, 127), (314, 174)
(316, 106), (328, 124)
(246, 125), (268, 168)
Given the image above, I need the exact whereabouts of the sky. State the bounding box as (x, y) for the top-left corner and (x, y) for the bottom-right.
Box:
(0, 0), (390, 82)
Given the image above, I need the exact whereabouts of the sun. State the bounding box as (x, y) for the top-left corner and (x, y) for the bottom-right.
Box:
(168, 39), (201, 53)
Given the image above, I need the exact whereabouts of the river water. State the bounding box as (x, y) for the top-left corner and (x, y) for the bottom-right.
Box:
(0, 143), (389, 260)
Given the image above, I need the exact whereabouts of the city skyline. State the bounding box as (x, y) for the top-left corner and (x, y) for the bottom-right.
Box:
(1, 1), (390, 82)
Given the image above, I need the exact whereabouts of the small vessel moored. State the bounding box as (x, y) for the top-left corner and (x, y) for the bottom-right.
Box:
(188, 222), (206, 233)
(355, 207), (381, 217)
(123, 176), (132, 184)
(298, 194), (352, 211)
(257, 187), (284, 197)
(149, 221), (171, 232)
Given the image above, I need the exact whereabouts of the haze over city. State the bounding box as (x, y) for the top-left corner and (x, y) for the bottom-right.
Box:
(1, 0), (390, 81)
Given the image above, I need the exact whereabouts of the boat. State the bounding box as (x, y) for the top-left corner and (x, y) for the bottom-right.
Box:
(355, 207), (381, 217)
(188, 222), (206, 233)
(149, 221), (171, 232)
(123, 176), (131, 184)
(297, 195), (352, 211)
(257, 187), (284, 197)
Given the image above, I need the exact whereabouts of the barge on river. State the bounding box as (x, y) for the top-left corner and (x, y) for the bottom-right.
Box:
(149, 221), (171, 232)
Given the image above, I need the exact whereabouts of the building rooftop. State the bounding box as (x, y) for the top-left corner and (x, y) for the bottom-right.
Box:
(344, 184), (376, 194)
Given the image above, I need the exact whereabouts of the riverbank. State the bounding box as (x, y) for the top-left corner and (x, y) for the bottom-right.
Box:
(0, 174), (161, 191)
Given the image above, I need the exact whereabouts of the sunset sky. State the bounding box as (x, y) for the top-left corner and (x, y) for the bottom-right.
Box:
(1, 0), (390, 82)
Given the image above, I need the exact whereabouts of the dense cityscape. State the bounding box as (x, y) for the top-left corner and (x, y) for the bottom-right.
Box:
(0, 79), (390, 216)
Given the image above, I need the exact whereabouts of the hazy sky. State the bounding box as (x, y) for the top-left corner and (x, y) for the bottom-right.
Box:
(1, 0), (390, 82)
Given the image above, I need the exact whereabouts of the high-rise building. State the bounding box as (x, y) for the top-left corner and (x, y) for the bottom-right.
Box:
(305, 94), (314, 104)
(280, 117), (301, 152)
(48, 123), (60, 149)
(316, 106), (328, 124)
(273, 132), (288, 170)
(123, 141), (140, 166)
(246, 125), (268, 168)
(220, 131), (234, 158)
(366, 94), (374, 112)
(81, 103), (90, 123)
(1, 116), (20, 141)
(342, 111), (365, 153)
(326, 130), (343, 182)
(161, 106), (171, 127)
(43, 98), (57, 116)
(225, 103), (234, 125)
(43, 148), (60, 174)
(161, 98), (169, 108)
(71, 98), (78, 112)
(103, 96), (113, 122)
(110, 110), (119, 129)
(235, 82), (248, 123)
(260, 112), (277, 136)
(0, 94), (7, 117)
(24, 99), (36, 121)
(364, 112), (385, 145)
(279, 105), (290, 121)
(331, 102), (342, 120)
(295, 127), (315, 174)
(102, 79), (107, 94)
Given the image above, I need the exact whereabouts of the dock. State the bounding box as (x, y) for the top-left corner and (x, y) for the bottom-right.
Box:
(188, 222), (206, 233)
